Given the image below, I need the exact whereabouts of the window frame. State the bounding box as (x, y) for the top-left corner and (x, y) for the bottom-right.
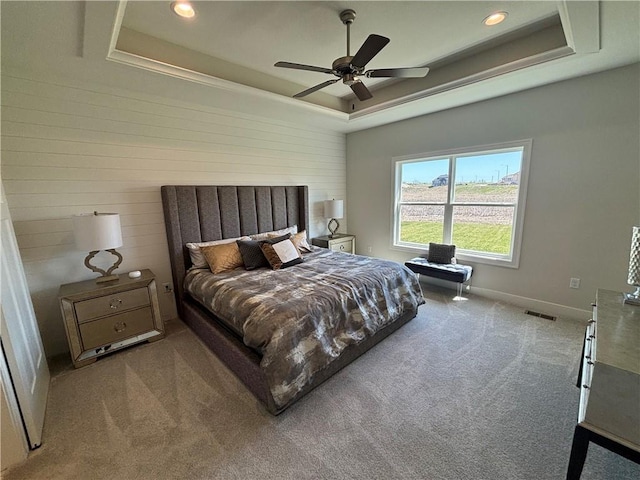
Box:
(391, 139), (532, 268)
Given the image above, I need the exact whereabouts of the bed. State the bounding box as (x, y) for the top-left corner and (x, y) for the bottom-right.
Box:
(161, 185), (424, 414)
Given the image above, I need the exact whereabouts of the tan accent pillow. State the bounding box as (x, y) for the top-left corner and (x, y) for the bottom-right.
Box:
(186, 236), (250, 269)
(200, 242), (244, 274)
(289, 230), (314, 253)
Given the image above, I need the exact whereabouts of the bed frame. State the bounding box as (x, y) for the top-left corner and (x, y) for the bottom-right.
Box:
(161, 185), (417, 414)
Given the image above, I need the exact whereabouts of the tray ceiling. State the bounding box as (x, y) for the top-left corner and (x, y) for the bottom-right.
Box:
(115, 1), (569, 113)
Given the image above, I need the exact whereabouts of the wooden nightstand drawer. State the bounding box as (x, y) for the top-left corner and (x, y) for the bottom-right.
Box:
(74, 287), (150, 323)
(79, 307), (155, 350)
(329, 238), (353, 253)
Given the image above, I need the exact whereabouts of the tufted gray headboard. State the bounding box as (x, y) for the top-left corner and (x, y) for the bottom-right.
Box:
(161, 185), (309, 317)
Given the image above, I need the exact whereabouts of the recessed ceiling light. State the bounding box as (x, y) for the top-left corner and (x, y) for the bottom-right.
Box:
(482, 11), (508, 26)
(171, 1), (195, 19)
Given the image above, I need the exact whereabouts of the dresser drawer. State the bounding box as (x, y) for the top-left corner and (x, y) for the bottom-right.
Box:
(330, 239), (353, 253)
(74, 287), (150, 323)
(79, 307), (155, 350)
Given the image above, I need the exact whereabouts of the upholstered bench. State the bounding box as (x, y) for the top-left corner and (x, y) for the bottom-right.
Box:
(405, 257), (473, 297)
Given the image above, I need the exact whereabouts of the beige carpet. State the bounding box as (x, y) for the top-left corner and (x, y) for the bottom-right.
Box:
(4, 286), (639, 480)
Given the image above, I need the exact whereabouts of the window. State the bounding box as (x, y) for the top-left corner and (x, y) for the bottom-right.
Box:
(393, 140), (531, 268)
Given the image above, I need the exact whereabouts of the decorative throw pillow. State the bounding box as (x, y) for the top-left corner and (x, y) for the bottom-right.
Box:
(200, 242), (244, 274)
(260, 238), (303, 270)
(270, 230), (313, 253)
(236, 239), (270, 270)
(427, 243), (456, 264)
(186, 236), (250, 269)
(250, 225), (298, 241)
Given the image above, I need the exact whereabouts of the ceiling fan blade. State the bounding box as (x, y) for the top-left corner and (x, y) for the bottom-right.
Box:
(274, 61), (334, 75)
(350, 34), (390, 69)
(350, 81), (373, 101)
(293, 79), (340, 98)
(365, 67), (430, 78)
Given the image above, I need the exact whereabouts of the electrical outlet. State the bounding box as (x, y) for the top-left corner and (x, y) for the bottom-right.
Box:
(367, 246), (372, 253)
(162, 282), (173, 293)
(570, 278), (580, 289)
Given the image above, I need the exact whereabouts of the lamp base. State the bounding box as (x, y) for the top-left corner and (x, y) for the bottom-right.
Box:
(328, 218), (340, 238)
(623, 292), (640, 306)
(96, 274), (119, 284)
(84, 249), (123, 283)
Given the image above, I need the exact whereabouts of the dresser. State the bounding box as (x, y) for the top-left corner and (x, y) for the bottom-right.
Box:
(312, 234), (356, 254)
(58, 269), (164, 368)
(566, 289), (640, 479)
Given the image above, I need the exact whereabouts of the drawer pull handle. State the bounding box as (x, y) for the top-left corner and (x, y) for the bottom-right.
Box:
(582, 384), (590, 389)
(109, 298), (123, 309)
(585, 355), (591, 360)
(587, 361), (594, 365)
(114, 322), (127, 333)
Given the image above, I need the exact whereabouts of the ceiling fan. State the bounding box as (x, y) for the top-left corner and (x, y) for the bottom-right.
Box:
(274, 9), (429, 101)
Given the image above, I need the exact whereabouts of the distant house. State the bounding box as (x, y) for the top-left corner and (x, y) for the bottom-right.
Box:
(501, 171), (520, 184)
(432, 174), (448, 187)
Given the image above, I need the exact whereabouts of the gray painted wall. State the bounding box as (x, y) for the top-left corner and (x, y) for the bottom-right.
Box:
(346, 64), (640, 317)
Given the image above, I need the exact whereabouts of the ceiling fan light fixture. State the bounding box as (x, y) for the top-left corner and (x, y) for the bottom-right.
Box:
(343, 74), (360, 86)
(171, 1), (195, 19)
(482, 11), (508, 26)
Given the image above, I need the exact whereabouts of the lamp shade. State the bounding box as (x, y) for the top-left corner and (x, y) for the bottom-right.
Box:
(628, 226), (640, 286)
(73, 212), (122, 252)
(324, 199), (344, 219)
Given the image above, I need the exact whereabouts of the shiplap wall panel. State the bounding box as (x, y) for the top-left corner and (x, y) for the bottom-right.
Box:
(2, 77), (343, 146)
(3, 108), (344, 153)
(1, 72), (346, 358)
(1, 135), (344, 162)
(2, 122), (343, 159)
(3, 151), (344, 173)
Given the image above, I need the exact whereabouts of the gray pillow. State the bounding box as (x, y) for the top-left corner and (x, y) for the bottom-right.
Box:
(237, 234), (291, 270)
(237, 239), (270, 270)
(427, 243), (456, 264)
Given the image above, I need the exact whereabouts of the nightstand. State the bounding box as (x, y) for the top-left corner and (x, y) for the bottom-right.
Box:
(312, 234), (356, 254)
(58, 269), (164, 368)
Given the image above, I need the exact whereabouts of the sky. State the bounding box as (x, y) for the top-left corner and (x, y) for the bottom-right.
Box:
(402, 150), (522, 184)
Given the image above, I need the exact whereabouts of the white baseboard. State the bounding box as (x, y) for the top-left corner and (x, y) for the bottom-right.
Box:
(418, 278), (590, 322)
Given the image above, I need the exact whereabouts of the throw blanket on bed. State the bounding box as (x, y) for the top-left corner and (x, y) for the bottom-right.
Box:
(185, 249), (424, 410)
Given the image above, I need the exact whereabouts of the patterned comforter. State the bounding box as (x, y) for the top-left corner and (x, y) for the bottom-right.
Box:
(184, 249), (424, 410)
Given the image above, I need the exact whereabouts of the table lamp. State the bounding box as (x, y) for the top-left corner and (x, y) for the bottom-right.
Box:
(73, 212), (123, 283)
(624, 226), (640, 305)
(324, 199), (344, 238)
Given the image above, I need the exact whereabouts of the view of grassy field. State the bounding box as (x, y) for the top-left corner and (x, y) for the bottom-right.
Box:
(401, 221), (512, 254)
(400, 183), (517, 254)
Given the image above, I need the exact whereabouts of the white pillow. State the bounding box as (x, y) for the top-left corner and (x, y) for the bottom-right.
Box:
(186, 236), (250, 269)
(272, 239), (301, 264)
(250, 225), (298, 241)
